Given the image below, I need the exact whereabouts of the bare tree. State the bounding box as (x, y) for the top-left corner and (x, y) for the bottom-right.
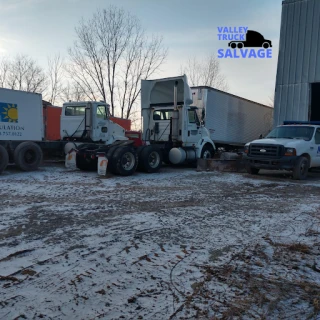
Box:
(68, 6), (167, 118)
(0, 57), (10, 88)
(46, 54), (64, 105)
(6, 54), (46, 93)
(61, 81), (87, 102)
(181, 54), (229, 91)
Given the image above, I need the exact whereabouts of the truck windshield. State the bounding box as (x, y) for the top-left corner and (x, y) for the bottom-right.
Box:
(266, 126), (315, 141)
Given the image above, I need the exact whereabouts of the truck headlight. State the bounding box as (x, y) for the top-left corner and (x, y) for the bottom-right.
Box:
(244, 145), (249, 154)
(284, 148), (296, 156)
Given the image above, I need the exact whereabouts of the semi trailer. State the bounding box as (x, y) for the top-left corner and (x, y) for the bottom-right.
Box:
(190, 86), (274, 151)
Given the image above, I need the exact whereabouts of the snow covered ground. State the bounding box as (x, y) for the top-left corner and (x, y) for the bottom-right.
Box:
(1, 165), (320, 319)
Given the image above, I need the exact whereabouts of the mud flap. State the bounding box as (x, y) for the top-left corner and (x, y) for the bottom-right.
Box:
(97, 153), (108, 176)
(65, 149), (77, 169)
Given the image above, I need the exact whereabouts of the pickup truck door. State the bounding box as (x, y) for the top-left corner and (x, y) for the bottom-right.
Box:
(311, 127), (320, 167)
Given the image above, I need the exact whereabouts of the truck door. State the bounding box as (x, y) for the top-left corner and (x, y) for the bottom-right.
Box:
(311, 127), (320, 167)
(92, 104), (108, 141)
(186, 109), (202, 144)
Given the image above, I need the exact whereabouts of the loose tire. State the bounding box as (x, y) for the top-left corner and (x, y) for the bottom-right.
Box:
(292, 156), (309, 180)
(112, 146), (138, 176)
(139, 146), (163, 173)
(14, 142), (43, 171)
(201, 144), (215, 159)
(0, 145), (9, 174)
(246, 166), (260, 175)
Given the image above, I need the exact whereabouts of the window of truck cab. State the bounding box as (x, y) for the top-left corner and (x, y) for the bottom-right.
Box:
(65, 106), (86, 116)
(188, 109), (200, 126)
(97, 105), (107, 119)
(315, 128), (320, 144)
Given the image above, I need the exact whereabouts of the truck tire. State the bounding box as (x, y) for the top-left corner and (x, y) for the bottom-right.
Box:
(230, 42), (236, 49)
(14, 142), (43, 171)
(0, 145), (9, 174)
(112, 146), (138, 176)
(139, 145), (163, 173)
(136, 146), (147, 171)
(262, 42), (270, 49)
(292, 156), (309, 180)
(76, 155), (92, 171)
(246, 166), (259, 175)
(106, 146), (120, 174)
(237, 42), (244, 49)
(201, 144), (215, 159)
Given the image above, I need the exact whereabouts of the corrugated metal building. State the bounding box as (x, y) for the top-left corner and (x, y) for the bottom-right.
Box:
(274, 0), (320, 126)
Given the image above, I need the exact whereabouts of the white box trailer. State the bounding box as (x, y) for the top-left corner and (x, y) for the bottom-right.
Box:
(0, 88), (43, 141)
(0, 88), (67, 173)
(191, 86), (274, 149)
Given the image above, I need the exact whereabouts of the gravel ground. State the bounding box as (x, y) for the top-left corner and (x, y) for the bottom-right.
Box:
(0, 164), (320, 320)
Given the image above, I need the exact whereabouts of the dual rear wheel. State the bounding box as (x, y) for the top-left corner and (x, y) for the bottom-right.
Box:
(103, 145), (163, 176)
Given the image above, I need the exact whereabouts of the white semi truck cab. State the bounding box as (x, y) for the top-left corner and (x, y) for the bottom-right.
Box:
(243, 121), (320, 180)
(141, 75), (216, 164)
(61, 101), (127, 152)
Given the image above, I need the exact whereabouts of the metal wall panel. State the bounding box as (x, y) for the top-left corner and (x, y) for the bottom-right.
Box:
(274, 0), (320, 126)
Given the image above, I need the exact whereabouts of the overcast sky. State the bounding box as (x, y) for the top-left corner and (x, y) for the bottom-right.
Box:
(0, 0), (282, 105)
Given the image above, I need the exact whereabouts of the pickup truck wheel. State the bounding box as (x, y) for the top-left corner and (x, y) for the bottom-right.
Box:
(292, 156), (309, 180)
(112, 146), (138, 176)
(139, 146), (163, 173)
(0, 145), (9, 174)
(14, 142), (43, 171)
(246, 166), (259, 175)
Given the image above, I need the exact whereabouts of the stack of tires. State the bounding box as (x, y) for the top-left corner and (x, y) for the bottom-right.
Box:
(0, 142), (43, 174)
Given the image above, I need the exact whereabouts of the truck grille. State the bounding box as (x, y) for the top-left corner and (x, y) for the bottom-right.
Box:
(249, 144), (283, 158)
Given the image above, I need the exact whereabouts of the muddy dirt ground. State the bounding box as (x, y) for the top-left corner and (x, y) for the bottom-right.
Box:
(1, 164), (320, 319)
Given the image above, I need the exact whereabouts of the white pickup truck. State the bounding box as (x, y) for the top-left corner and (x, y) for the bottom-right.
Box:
(243, 121), (320, 180)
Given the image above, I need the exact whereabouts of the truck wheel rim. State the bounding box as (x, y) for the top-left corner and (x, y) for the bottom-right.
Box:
(203, 150), (211, 159)
(121, 152), (135, 171)
(25, 150), (36, 164)
(300, 161), (307, 176)
(148, 151), (160, 168)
